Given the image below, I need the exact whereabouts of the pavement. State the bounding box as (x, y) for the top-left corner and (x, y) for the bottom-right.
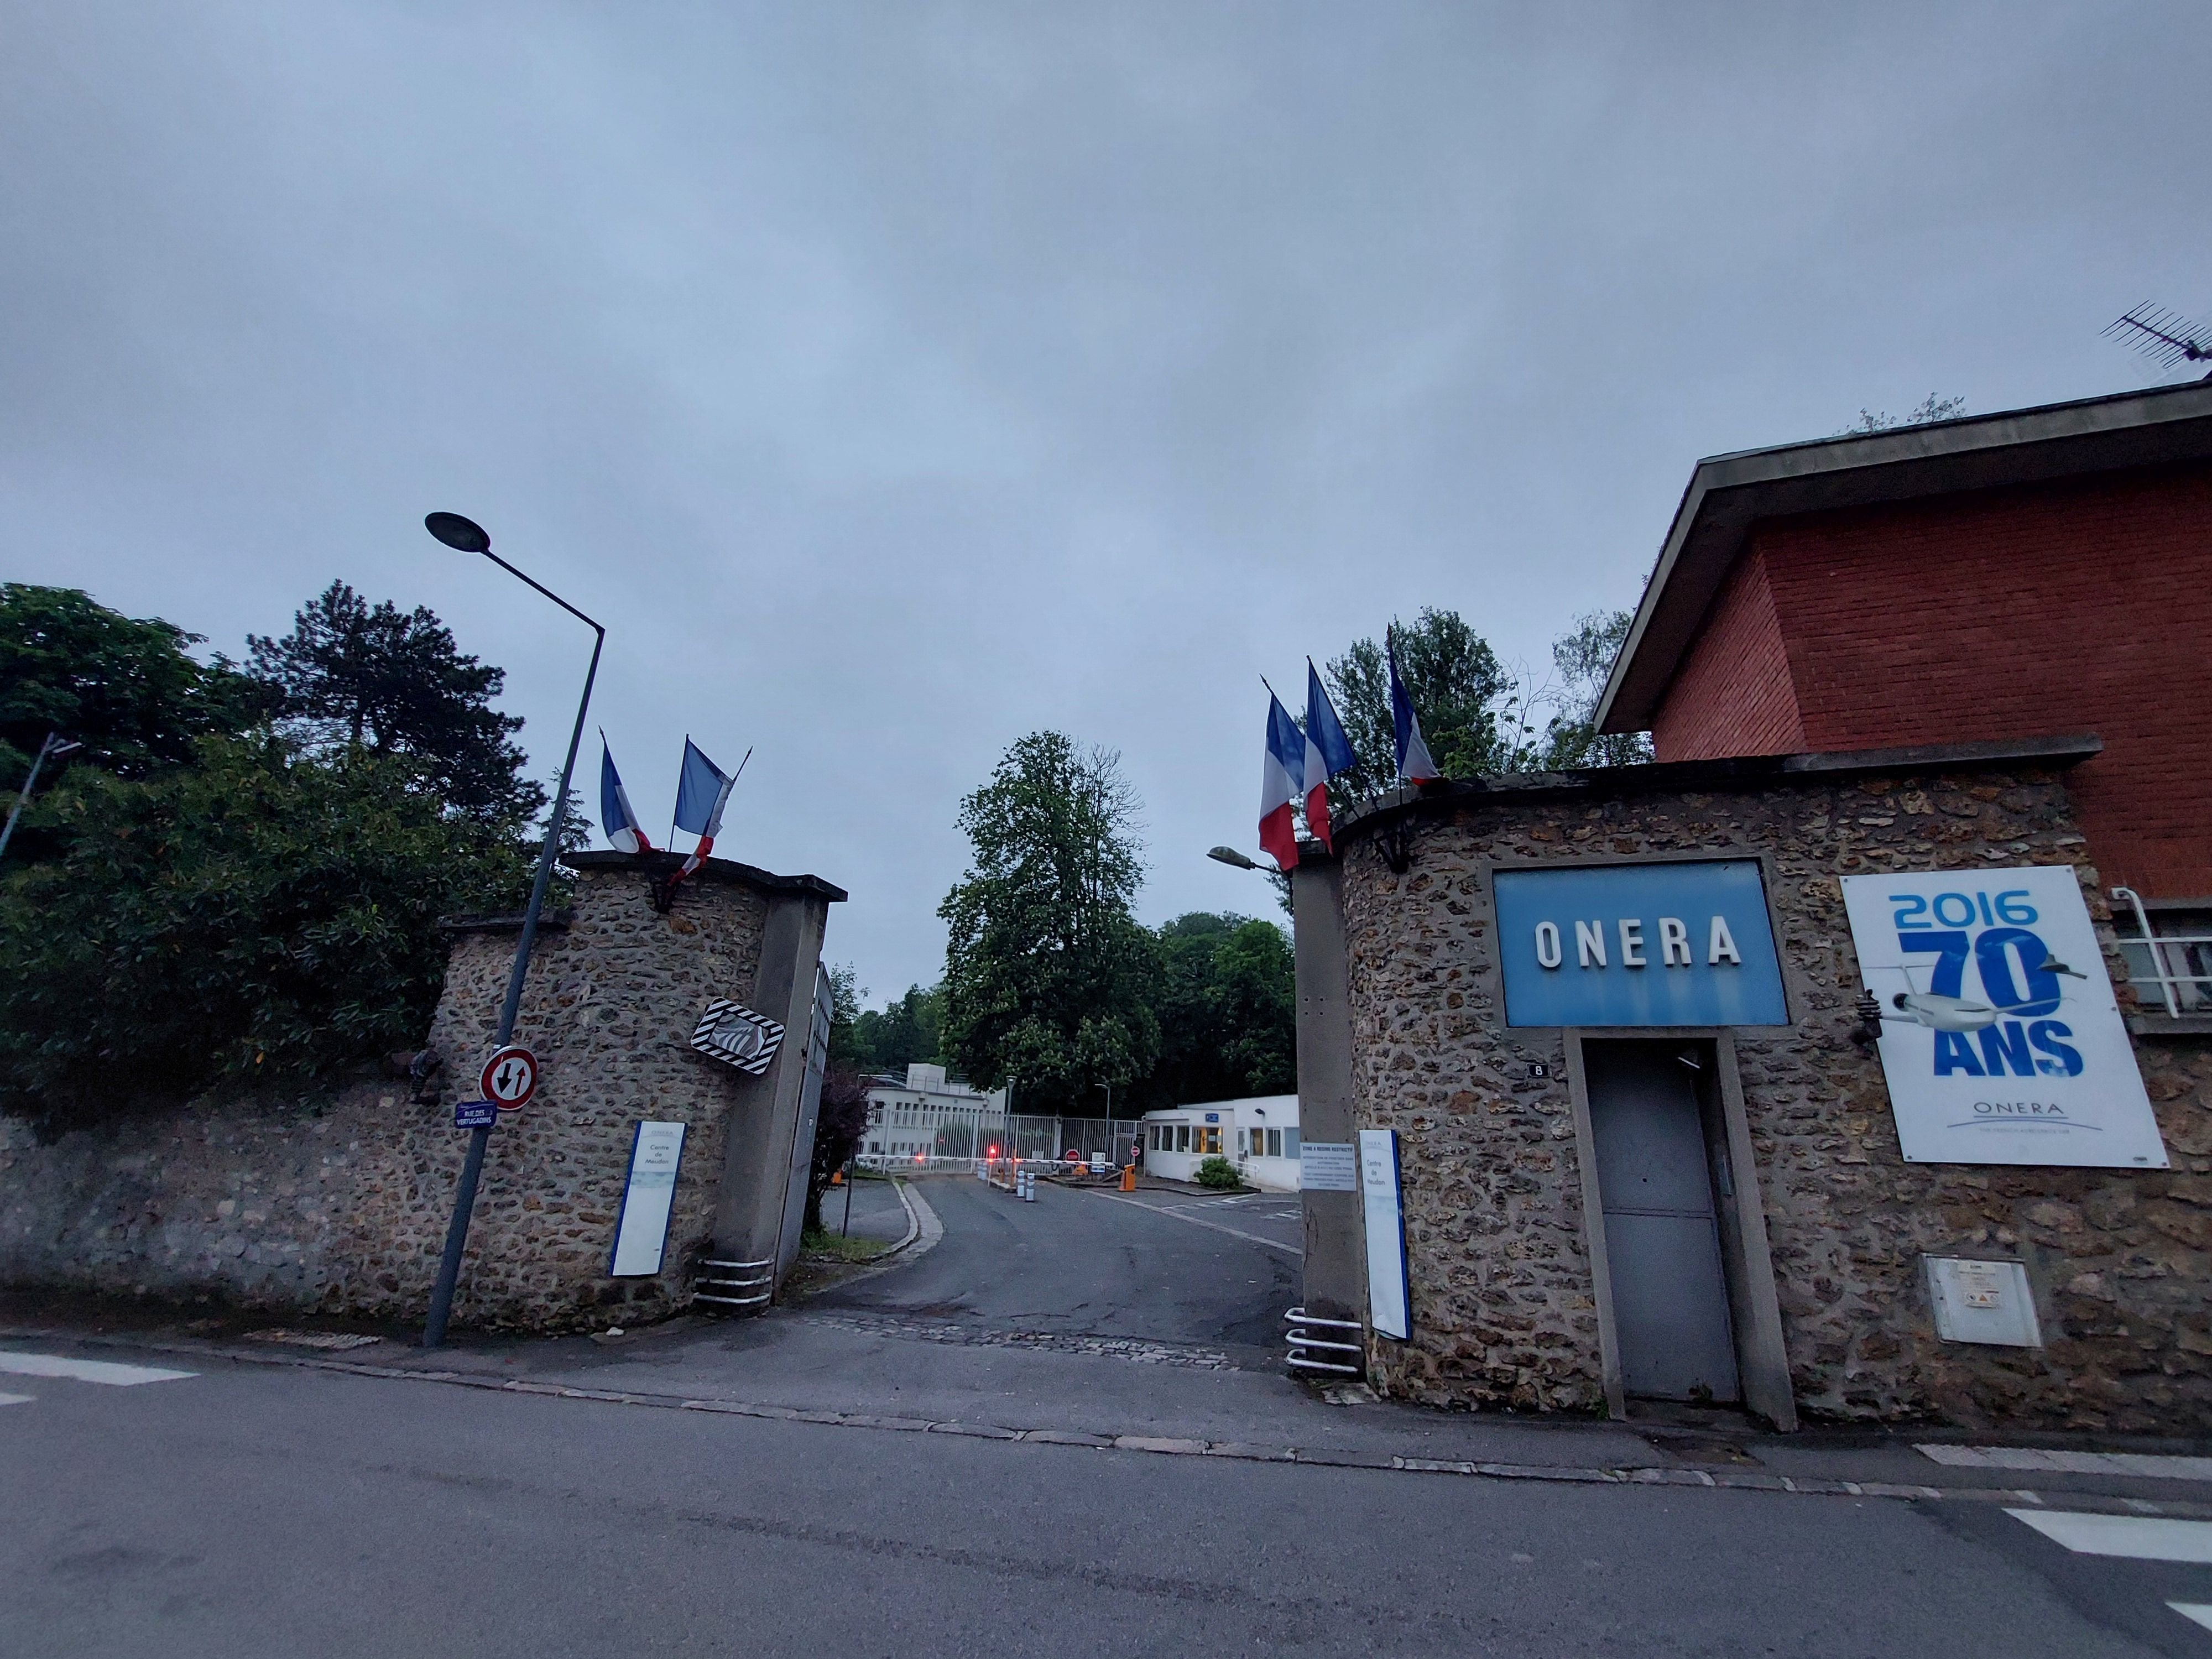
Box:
(8, 1172), (2212, 1655)
(816, 1172), (908, 1245)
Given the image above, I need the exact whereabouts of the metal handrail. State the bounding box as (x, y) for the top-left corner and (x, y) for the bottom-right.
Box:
(2112, 887), (2212, 1018)
(695, 1255), (774, 1311)
(1283, 1306), (1364, 1377)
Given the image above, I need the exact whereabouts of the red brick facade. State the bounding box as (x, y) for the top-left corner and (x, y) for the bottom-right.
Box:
(1650, 548), (1804, 761)
(1650, 463), (2212, 898)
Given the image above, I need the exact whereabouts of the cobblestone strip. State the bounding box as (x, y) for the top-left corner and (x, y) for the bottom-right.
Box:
(799, 1312), (1239, 1370)
(9, 1324), (2212, 1518)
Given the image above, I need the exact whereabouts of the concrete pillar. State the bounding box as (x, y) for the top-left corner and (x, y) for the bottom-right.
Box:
(710, 889), (831, 1287)
(1293, 851), (1365, 1324)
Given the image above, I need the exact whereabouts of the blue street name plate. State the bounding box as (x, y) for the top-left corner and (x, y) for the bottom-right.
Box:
(453, 1099), (498, 1129)
(1494, 859), (1788, 1028)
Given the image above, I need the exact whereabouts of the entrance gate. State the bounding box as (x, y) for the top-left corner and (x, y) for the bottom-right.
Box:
(1583, 1041), (1741, 1404)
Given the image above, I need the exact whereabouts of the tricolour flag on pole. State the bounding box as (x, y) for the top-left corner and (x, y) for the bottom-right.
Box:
(599, 734), (653, 854)
(1387, 630), (1441, 783)
(1302, 660), (1358, 852)
(673, 737), (743, 877)
(1259, 691), (1305, 871)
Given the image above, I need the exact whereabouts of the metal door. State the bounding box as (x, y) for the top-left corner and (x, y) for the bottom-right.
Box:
(1584, 1043), (1740, 1403)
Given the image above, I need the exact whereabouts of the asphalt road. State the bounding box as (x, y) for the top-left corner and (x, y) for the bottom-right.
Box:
(813, 1175), (1300, 1355)
(7, 1338), (2205, 1659)
(9, 1177), (2212, 1656)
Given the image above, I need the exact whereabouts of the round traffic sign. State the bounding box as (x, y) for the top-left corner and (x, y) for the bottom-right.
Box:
(479, 1045), (539, 1110)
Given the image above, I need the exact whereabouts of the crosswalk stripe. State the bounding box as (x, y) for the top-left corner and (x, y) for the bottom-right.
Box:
(1923, 1444), (2212, 1481)
(2006, 1509), (2212, 1563)
(2171, 1604), (2212, 1632)
(0, 1351), (196, 1386)
(0, 1392), (33, 1407)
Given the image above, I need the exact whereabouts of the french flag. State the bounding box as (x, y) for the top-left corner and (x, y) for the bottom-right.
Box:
(1302, 660), (1358, 851)
(598, 734), (653, 854)
(673, 737), (742, 876)
(1259, 691), (1305, 870)
(1389, 630), (1441, 783)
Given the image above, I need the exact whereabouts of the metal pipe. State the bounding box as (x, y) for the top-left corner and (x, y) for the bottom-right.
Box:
(2112, 886), (2178, 1019)
(422, 570), (604, 1349)
(0, 732), (81, 864)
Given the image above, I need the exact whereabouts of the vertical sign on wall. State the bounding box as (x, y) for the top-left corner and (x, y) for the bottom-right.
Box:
(1358, 1129), (1410, 1340)
(1839, 866), (2167, 1168)
(609, 1121), (687, 1277)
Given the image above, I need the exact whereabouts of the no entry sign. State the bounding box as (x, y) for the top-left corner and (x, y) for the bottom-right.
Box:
(479, 1045), (539, 1111)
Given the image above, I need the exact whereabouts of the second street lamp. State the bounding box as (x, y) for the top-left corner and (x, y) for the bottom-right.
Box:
(420, 510), (604, 1349)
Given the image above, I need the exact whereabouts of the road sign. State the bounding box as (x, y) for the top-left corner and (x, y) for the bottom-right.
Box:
(453, 1099), (497, 1129)
(479, 1046), (539, 1111)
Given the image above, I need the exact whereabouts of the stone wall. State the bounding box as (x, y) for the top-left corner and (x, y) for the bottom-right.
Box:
(1336, 758), (2212, 1432)
(0, 853), (831, 1332)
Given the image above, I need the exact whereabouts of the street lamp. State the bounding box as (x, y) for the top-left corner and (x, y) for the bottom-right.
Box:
(1207, 845), (1263, 871)
(420, 511), (605, 1349)
(0, 731), (85, 864)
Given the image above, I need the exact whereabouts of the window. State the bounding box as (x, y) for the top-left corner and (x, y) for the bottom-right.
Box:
(1284, 1129), (1300, 1158)
(1200, 1128), (1222, 1155)
(1236, 1130), (1249, 1156)
(1266, 1128), (1282, 1158)
(1175, 1124), (1191, 1152)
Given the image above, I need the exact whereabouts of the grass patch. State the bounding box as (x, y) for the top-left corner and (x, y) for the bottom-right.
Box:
(802, 1228), (893, 1264)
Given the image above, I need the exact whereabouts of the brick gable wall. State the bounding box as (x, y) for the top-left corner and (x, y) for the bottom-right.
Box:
(1648, 463), (2212, 896)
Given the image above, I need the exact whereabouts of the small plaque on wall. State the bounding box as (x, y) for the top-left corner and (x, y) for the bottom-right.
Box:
(1300, 1141), (1358, 1192)
(1926, 1255), (2041, 1347)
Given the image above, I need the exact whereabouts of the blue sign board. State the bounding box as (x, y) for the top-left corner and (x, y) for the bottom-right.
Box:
(453, 1098), (498, 1129)
(1494, 859), (1788, 1028)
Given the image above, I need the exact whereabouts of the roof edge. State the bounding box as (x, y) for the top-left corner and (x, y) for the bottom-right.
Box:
(1594, 379), (2212, 734)
(1333, 732), (2103, 847)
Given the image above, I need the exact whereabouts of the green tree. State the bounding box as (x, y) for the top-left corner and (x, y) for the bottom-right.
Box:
(823, 964), (863, 1068)
(803, 1067), (873, 1232)
(0, 584), (261, 791)
(1538, 609), (1654, 769)
(1323, 608), (1528, 792)
(1144, 912), (1293, 1105)
(848, 984), (945, 1074)
(0, 737), (534, 1127)
(939, 732), (1159, 1112)
(247, 581), (541, 827)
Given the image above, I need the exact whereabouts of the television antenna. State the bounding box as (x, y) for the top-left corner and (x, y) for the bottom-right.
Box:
(2104, 303), (2212, 379)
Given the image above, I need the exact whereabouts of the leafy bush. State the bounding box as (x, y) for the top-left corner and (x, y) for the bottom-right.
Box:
(1196, 1154), (1240, 1190)
(0, 737), (531, 1127)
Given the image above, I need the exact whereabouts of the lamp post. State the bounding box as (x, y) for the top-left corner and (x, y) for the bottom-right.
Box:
(420, 511), (604, 1348)
(0, 732), (84, 864)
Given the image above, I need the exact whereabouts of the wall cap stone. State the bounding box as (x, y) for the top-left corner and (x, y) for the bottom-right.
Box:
(1335, 732), (2105, 851)
(565, 849), (847, 903)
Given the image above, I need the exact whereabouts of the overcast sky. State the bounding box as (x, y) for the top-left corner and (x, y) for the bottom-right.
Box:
(5, 4), (2208, 1003)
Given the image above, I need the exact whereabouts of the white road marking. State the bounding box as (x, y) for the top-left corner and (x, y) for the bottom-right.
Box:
(2006, 1510), (2212, 1563)
(0, 1392), (33, 1406)
(1082, 1191), (1303, 1256)
(1924, 1444), (2212, 1481)
(2171, 1604), (2212, 1632)
(0, 1351), (196, 1386)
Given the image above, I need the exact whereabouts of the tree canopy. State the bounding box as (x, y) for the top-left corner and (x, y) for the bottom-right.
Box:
(1535, 609), (1653, 769)
(247, 581), (542, 827)
(1323, 607), (1523, 785)
(0, 583), (262, 786)
(1142, 912), (1294, 1105)
(938, 732), (1160, 1113)
(0, 585), (540, 1127)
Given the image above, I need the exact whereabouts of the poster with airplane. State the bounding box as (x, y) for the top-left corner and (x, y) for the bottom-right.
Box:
(1840, 865), (2167, 1168)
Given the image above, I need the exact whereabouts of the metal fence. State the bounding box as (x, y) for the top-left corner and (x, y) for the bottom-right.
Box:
(855, 1114), (1141, 1175)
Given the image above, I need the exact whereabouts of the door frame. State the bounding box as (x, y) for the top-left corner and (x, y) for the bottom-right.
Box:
(1564, 1029), (1797, 1430)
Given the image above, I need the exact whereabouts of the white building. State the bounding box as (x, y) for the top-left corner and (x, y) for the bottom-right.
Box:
(863, 1063), (1009, 1164)
(1138, 1095), (1300, 1192)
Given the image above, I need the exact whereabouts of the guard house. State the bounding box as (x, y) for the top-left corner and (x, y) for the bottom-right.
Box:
(1297, 383), (2212, 1433)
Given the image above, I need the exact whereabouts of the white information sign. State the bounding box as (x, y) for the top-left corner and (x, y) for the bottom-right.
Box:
(1358, 1130), (1410, 1340)
(608, 1121), (687, 1277)
(1840, 865), (2167, 1168)
(1300, 1141), (1358, 1192)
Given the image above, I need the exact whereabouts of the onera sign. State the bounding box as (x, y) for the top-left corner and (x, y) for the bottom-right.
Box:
(479, 1045), (539, 1112)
